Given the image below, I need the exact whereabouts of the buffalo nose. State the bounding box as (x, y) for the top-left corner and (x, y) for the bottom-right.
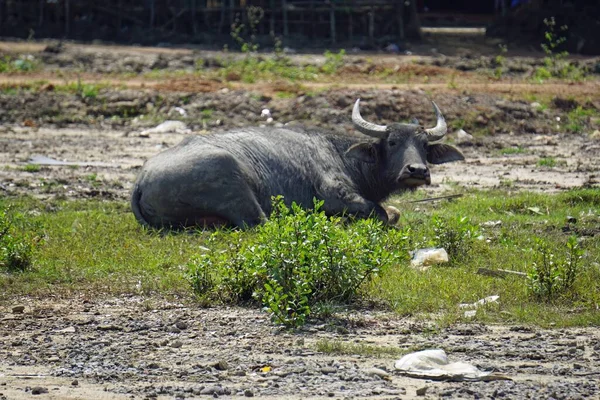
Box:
(407, 164), (430, 179)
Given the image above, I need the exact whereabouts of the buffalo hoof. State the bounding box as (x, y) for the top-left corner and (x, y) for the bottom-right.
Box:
(384, 206), (400, 225)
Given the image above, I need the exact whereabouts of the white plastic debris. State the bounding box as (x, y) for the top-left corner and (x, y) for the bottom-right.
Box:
(139, 120), (191, 137)
(394, 349), (510, 381)
(454, 129), (474, 144)
(480, 220), (502, 228)
(410, 248), (448, 270)
(261, 109), (271, 118)
(170, 106), (187, 116)
(459, 295), (500, 318)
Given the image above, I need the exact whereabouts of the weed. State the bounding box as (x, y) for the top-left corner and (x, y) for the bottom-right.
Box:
(321, 50), (346, 75)
(0, 55), (39, 73)
(492, 44), (508, 79)
(527, 236), (582, 301)
(431, 215), (479, 262)
(537, 157), (556, 168)
(21, 164), (41, 173)
(188, 197), (406, 328)
(0, 207), (41, 272)
(499, 146), (526, 155)
(315, 339), (406, 358)
(534, 17), (584, 82)
(565, 106), (597, 133)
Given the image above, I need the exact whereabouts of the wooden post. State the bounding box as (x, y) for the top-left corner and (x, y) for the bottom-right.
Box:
(269, 0), (275, 35)
(282, 0), (289, 37)
(368, 7), (374, 46)
(407, 0), (421, 39)
(149, 0), (155, 28)
(38, 0), (44, 27)
(65, 0), (70, 35)
(329, 1), (336, 45)
(397, 0), (404, 40)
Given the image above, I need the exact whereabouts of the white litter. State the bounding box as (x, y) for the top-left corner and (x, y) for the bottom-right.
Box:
(410, 248), (448, 270)
(261, 109), (271, 118)
(394, 349), (511, 381)
(139, 120), (191, 137)
(459, 295), (500, 319)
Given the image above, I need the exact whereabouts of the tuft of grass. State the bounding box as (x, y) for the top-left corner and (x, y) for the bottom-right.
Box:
(537, 157), (557, 167)
(21, 164), (41, 173)
(315, 339), (407, 358)
(499, 146), (527, 156)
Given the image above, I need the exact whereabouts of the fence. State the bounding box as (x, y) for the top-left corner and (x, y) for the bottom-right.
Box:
(0, 0), (420, 46)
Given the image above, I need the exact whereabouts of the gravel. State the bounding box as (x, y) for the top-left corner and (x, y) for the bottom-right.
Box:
(1, 297), (599, 399)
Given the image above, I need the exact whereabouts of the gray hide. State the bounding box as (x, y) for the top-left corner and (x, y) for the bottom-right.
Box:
(131, 100), (464, 229)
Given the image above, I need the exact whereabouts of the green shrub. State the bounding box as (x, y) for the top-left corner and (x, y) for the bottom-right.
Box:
(0, 208), (41, 272)
(321, 50), (346, 75)
(431, 215), (479, 262)
(527, 236), (583, 301)
(188, 197), (406, 327)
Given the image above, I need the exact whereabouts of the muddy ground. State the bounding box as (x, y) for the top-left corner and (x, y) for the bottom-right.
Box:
(1, 41), (600, 399)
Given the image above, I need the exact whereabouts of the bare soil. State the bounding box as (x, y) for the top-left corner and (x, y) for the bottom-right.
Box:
(2, 297), (600, 400)
(1, 41), (600, 399)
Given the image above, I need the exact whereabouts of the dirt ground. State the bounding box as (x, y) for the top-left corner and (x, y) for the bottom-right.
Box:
(2, 297), (600, 400)
(1, 40), (600, 399)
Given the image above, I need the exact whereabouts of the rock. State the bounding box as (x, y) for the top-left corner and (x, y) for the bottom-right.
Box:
(58, 326), (76, 333)
(364, 367), (390, 379)
(175, 321), (188, 330)
(71, 380), (79, 386)
(213, 360), (229, 371)
(170, 340), (183, 348)
(590, 130), (600, 140)
(11, 305), (26, 313)
(416, 386), (428, 396)
(454, 129), (474, 144)
(244, 389), (254, 397)
(320, 367), (337, 375)
(31, 387), (49, 395)
(98, 324), (122, 331)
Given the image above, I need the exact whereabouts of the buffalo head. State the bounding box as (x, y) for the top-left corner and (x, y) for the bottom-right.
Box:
(346, 99), (464, 190)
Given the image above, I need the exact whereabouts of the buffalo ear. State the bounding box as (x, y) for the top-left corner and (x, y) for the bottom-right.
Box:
(345, 142), (378, 164)
(427, 143), (465, 164)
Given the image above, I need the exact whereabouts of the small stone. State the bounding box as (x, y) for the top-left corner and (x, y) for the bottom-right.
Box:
(31, 387), (48, 395)
(320, 367), (337, 375)
(244, 389), (254, 397)
(58, 326), (76, 333)
(213, 360), (228, 371)
(175, 321), (188, 330)
(98, 324), (122, 331)
(416, 386), (428, 396)
(12, 305), (25, 314)
(566, 216), (577, 224)
(328, 393), (335, 398)
(364, 367), (390, 379)
(170, 340), (183, 348)
(71, 380), (79, 386)
(591, 130), (600, 140)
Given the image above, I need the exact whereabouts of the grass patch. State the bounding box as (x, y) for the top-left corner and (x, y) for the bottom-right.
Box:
(21, 164), (41, 173)
(537, 157), (557, 167)
(315, 339), (407, 358)
(2, 189), (600, 328)
(499, 146), (527, 156)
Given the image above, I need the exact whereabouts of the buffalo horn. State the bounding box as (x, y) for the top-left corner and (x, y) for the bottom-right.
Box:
(352, 99), (389, 139)
(424, 101), (447, 142)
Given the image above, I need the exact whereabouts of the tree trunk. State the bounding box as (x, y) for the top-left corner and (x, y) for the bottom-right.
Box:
(330, 2), (336, 44)
(282, 0), (289, 37)
(65, 0), (70, 35)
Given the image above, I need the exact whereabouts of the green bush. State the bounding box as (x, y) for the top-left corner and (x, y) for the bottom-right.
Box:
(188, 197), (407, 327)
(527, 236), (583, 301)
(0, 208), (41, 272)
(431, 215), (479, 262)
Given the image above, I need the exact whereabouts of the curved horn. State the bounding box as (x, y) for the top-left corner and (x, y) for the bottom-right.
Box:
(352, 99), (389, 139)
(424, 101), (447, 142)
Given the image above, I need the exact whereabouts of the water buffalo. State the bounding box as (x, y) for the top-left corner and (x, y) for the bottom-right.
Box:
(131, 99), (464, 229)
